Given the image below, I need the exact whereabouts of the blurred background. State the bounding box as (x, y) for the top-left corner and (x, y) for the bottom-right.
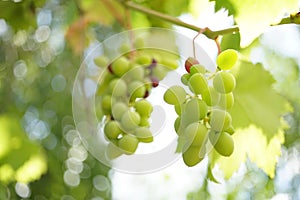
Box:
(0, 0), (299, 199)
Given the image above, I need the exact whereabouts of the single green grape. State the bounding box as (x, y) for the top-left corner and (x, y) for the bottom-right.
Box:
(94, 55), (108, 68)
(213, 71), (236, 94)
(111, 102), (128, 121)
(105, 143), (123, 159)
(182, 145), (204, 167)
(128, 81), (146, 99)
(118, 135), (139, 155)
(104, 120), (122, 140)
(136, 54), (152, 66)
(184, 98), (208, 121)
(190, 64), (206, 75)
(210, 131), (234, 156)
(109, 78), (127, 97)
(201, 86), (220, 106)
(135, 127), (153, 143)
(111, 56), (130, 77)
(125, 65), (145, 81)
(101, 95), (115, 115)
(152, 65), (168, 80)
(217, 49), (238, 70)
(181, 73), (191, 85)
(134, 37), (144, 49)
(119, 43), (131, 54)
(174, 116), (181, 133)
(209, 109), (232, 132)
(188, 73), (209, 95)
(184, 122), (208, 147)
(163, 85), (187, 105)
(218, 92), (234, 109)
(174, 104), (184, 115)
(139, 117), (150, 127)
(120, 110), (141, 132)
(161, 58), (178, 70)
(134, 99), (153, 117)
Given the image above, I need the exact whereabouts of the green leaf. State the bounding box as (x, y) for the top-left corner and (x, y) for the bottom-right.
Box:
(211, 0), (298, 46)
(211, 125), (284, 179)
(230, 61), (290, 140)
(220, 33), (240, 51)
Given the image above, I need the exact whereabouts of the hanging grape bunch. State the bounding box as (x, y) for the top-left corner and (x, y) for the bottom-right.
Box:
(94, 39), (179, 159)
(163, 49), (238, 167)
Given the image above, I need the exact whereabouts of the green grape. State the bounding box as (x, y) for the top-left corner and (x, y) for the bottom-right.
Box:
(188, 73), (209, 95)
(134, 99), (153, 117)
(109, 78), (127, 97)
(139, 117), (150, 127)
(209, 109), (232, 132)
(136, 54), (152, 65)
(101, 95), (115, 115)
(181, 73), (191, 85)
(112, 102), (128, 121)
(190, 64), (206, 75)
(134, 37), (144, 49)
(119, 43), (131, 54)
(135, 127), (153, 143)
(105, 143), (123, 159)
(225, 125), (235, 135)
(174, 116), (181, 133)
(126, 65), (145, 81)
(161, 58), (178, 70)
(184, 122), (208, 147)
(218, 92), (234, 109)
(111, 56), (130, 77)
(118, 135), (139, 154)
(174, 104), (184, 115)
(210, 131), (234, 156)
(94, 55), (108, 68)
(104, 120), (122, 139)
(163, 85), (186, 105)
(184, 98), (208, 121)
(213, 71), (236, 94)
(201, 86), (220, 106)
(120, 110), (141, 131)
(152, 65), (168, 80)
(97, 70), (115, 95)
(217, 49), (238, 70)
(182, 146), (204, 167)
(128, 81), (146, 99)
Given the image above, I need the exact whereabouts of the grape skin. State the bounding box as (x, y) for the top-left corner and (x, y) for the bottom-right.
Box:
(118, 135), (139, 155)
(188, 73), (209, 95)
(163, 85), (186, 105)
(217, 49), (238, 70)
(213, 71), (236, 94)
(209, 109), (232, 132)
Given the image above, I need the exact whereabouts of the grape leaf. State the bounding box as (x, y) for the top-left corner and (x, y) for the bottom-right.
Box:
(230, 61), (290, 140)
(211, 125), (284, 179)
(220, 33), (240, 51)
(211, 0), (298, 46)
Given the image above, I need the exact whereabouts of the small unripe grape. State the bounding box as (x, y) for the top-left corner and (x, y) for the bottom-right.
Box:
(184, 122), (208, 147)
(190, 64), (206, 75)
(101, 95), (115, 115)
(217, 49), (238, 70)
(174, 104), (184, 115)
(152, 65), (168, 80)
(126, 65), (145, 81)
(188, 73), (209, 95)
(136, 54), (152, 65)
(209, 109), (232, 132)
(118, 135), (139, 154)
(161, 58), (178, 70)
(111, 102), (128, 121)
(119, 43), (131, 54)
(174, 116), (181, 133)
(135, 127), (153, 143)
(184, 98), (208, 121)
(218, 92), (234, 109)
(185, 57), (199, 73)
(163, 85), (186, 105)
(94, 55), (108, 68)
(139, 117), (150, 127)
(121, 110), (141, 131)
(128, 81), (146, 99)
(111, 56), (130, 77)
(182, 146), (204, 167)
(104, 120), (122, 139)
(201, 86), (220, 106)
(134, 99), (153, 117)
(109, 78), (127, 97)
(181, 73), (191, 85)
(213, 71), (236, 94)
(210, 131), (234, 156)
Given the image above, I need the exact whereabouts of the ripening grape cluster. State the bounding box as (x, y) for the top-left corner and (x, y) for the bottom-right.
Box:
(94, 42), (179, 159)
(163, 49), (238, 167)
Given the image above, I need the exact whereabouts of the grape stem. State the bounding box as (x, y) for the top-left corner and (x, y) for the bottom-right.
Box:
(121, 1), (300, 39)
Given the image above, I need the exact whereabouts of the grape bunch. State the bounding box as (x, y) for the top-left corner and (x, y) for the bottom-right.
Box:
(163, 49), (238, 167)
(94, 43), (179, 159)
